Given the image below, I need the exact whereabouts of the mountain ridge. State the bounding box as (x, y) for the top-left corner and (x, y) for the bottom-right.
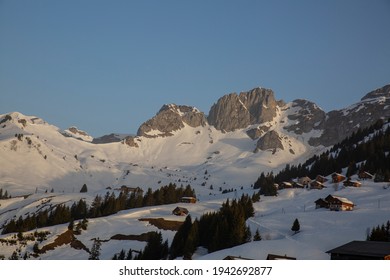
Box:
(1, 84), (390, 260)
(0, 84), (389, 196)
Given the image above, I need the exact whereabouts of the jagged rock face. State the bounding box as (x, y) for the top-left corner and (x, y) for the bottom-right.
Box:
(123, 136), (139, 147)
(361, 84), (390, 100)
(255, 130), (284, 152)
(284, 99), (326, 134)
(63, 126), (93, 142)
(208, 88), (285, 132)
(137, 104), (207, 137)
(68, 127), (89, 137)
(246, 125), (271, 140)
(309, 85), (390, 147)
(92, 133), (122, 144)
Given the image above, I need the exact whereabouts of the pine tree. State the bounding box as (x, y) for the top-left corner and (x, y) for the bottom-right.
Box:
(126, 249), (133, 260)
(244, 225), (252, 242)
(118, 249), (126, 260)
(80, 184), (88, 193)
(143, 188), (155, 206)
(68, 219), (74, 231)
(170, 215), (193, 259)
(183, 219), (199, 259)
(136, 232), (168, 260)
(81, 218), (88, 230)
(89, 238), (101, 260)
(253, 228), (262, 241)
(291, 218), (300, 234)
(33, 242), (40, 254)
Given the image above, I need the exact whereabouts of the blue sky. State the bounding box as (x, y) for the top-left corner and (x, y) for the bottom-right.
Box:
(1, 0), (389, 136)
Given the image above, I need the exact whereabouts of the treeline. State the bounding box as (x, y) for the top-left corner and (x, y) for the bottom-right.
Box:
(169, 194), (255, 259)
(1, 183), (196, 234)
(266, 119), (390, 186)
(112, 231), (169, 260)
(253, 172), (277, 196)
(0, 188), (11, 199)
(367, 220), (390, 242)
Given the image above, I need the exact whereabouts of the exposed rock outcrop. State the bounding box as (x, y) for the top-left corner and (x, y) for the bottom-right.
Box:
(361, 84), (390, 100)
(284, 99), (326, 134)
(137, 104), (207, 138)
(123, 136), (139, 148)
(255, 130), (284, 152)
(92, 133), (123, 144)
(63, 127), (93, 142)
(246, 126), (271, 140)
(207, 87), (285, 132)
(309, 85), (390, 146)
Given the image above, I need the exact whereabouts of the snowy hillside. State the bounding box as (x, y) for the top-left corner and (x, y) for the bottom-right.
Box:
(0, 107), (321, 196)
(1, 177), (389, 260)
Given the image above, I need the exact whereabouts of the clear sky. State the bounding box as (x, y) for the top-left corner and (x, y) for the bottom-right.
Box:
(1, 0), (389, 137)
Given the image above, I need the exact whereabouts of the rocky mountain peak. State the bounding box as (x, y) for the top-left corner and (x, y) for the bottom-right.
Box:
(361, 84), (390, 100)
(309, 85), (390, 147)
(207, 87), (285, 132)
(284, 99), (326, 135)
(137, 104), (207, 138)
(63, 126), (93, 142)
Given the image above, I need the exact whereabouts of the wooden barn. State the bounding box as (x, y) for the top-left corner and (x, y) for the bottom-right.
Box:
(327, 241), (390, 260)
(358, 171), (374, 180)
(293, 182), (305, 189)
(343, 179), (362, 187)
(315, 198), (330, 209)
(180, 197), (197, 203)
(118, 185), (143, 194)
(331, 173), (346, 183)
(279, 182), (293, 189)
(316, 175), (329, 183)
(310, 180), (324, 190)
(172, 206), (189, 216)
(325, 195), (354, 211)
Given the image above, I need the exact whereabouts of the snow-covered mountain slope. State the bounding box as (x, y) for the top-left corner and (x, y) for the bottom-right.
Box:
(1, 84), (390, 260)
(0, 84), (389, 198)
(0, 105), (322, 196)
(62, 127), (93, 142)
(1, 84), (389, 196)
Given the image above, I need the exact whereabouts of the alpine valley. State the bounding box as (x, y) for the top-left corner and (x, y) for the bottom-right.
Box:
(1, 84), (390, 260)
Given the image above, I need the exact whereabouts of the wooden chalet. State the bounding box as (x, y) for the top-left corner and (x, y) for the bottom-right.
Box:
(358, 171), (374, 180)
(315, 175), (328, 183)
(310, 180), (324, 190)
(315, 198), (329, 209)
(327, 241), (390, 260)
(343, 179), (362, 188)
(180, 197), (197, 203)
(298, 176), (311, 186)
(279, 182), (293, 189)
(118, 185), (143, 194)
(293, 182), (305, 189)
(325, 195), (354, 211)
(266, 254), (296, 260)
(331, 173), (346, 183)
(172, 206), (189, 216)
